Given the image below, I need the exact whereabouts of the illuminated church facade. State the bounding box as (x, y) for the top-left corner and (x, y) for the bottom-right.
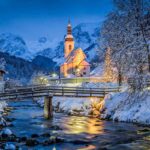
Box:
(60, 21), (90, 77)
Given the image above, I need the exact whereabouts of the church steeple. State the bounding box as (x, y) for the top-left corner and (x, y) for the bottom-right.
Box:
(67, 19), (72, 35)
(64, 19), (74, 58)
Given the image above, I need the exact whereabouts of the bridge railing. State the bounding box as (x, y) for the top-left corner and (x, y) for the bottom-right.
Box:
(4, 85), (120, 92)
(0, 85), (121, 100)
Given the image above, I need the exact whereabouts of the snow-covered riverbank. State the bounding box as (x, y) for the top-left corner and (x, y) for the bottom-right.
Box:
(36, 87), (150, 125)
(0, 101), (8, 127)
(100, 91), (150, 125)
(36, 96), (102, 116)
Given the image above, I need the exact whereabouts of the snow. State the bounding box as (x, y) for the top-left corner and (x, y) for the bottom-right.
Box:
(90, 63), (104, 77)
(27, 37), (60, 55)
(5, 143), (16, 150)
(53, 57), (64, 66)
(0, 116), (7, 126)
(36, 96), (100, 116)
(0, 101), (7, 113)
(100, 91), (150, 125)
(0, 128), (12, 135)
(0, 101), (8, 127)
(0, 33), (33, 61)
(82, 82), (119, 88)
(0, 22), (101, 68)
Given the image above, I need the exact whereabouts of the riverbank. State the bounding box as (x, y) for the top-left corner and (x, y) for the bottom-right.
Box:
(36, 90), (150, 126)
(99, 91), (150, 125)
(36, 96), (103, 117)
(0, 101), (8, 128)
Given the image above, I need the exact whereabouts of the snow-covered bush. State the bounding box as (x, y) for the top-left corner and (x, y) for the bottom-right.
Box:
(100, 91), (150, 125)
(36, 97), (100, 116)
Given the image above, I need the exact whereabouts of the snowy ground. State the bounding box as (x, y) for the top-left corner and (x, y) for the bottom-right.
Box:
(36, 96), (101, 116)
(100, 90), (150, 125)
(90, 63), (104, 77)
(0, 101), (8, 127)
(82, 82), (120, 88)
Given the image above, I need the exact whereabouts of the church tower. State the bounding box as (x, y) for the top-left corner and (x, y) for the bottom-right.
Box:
(64, 20), (74, 58)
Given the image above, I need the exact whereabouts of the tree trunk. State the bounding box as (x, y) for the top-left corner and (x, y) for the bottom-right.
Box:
(118, 72), (122, 86)
(148, 54), (150, 72)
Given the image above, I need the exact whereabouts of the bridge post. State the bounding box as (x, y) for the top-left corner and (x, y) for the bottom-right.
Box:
(44, 96), (53, 119)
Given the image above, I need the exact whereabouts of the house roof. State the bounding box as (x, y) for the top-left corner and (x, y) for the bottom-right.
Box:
(61, 48), (90, 67)
(66, 48), (85, 63)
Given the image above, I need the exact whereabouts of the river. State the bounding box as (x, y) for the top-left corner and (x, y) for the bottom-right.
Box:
(4, 99), (150, 150)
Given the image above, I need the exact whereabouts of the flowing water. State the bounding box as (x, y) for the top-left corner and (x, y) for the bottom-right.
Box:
(5, 99), (150, 150)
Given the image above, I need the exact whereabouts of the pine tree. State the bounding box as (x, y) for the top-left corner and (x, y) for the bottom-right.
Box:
(103, 47), (113, 82)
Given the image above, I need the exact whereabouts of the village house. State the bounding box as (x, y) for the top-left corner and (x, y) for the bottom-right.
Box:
(60, 21), (90, 77)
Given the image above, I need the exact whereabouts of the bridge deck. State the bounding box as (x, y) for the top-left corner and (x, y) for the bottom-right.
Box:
(0, 85), (120, 100)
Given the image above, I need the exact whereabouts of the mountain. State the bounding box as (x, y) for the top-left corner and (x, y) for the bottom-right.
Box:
(27, 22), (101, 65)
(0, 33), (32, 60)
(32, 55), (57, 72)
(0, 23), (101, 64)
(0, 52), (57, 83)
(0, 22), (101, 79)
(73, 23), (100, 61)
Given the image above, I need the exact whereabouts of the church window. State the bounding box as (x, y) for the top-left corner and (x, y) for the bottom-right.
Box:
(69, 45), (72, 51)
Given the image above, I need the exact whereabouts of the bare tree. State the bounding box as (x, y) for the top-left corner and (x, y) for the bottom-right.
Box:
(100, 0), (150, 90)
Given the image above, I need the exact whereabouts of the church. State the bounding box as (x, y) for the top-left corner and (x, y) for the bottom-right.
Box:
(60, 21), (90, 77)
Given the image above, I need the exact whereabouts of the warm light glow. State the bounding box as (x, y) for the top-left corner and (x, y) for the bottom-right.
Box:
(78, 145), (96, 150)
(61, 22), (90, 77)
(76, 68), (80, 73)
(33, 76), (49, 85)
(63, 116), (104, 135)
(52, 73), (57, 78)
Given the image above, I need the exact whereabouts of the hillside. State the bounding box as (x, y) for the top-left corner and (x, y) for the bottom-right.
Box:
(0, 52), (56, 82)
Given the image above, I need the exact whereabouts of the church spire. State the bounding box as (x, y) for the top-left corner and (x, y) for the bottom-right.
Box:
(64, 19), (74, 58)
(67, 18), (72, 35)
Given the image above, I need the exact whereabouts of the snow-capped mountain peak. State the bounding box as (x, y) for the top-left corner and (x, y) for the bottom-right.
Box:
(0, 22), (101, 65)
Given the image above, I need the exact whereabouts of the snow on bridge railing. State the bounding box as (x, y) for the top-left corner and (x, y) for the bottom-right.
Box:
(0, 85), (121, 100)
(47, 77), (105, 84)
(4, 85), (121, 94)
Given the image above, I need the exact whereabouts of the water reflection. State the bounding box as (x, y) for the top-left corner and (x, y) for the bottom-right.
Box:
(62, 116), (104, 134)
(78, 145), (96, 150)
(7, 100), (150, 150)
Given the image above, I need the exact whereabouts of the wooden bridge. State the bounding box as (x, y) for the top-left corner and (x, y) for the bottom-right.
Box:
(0, 84), (120, 119)
(0, 85), (120, 100)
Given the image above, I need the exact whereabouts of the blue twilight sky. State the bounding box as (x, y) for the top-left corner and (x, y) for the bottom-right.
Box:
(0, 0), (113, 41)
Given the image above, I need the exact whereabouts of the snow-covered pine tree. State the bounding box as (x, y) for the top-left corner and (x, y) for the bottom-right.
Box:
(103, 47), (114, 82)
